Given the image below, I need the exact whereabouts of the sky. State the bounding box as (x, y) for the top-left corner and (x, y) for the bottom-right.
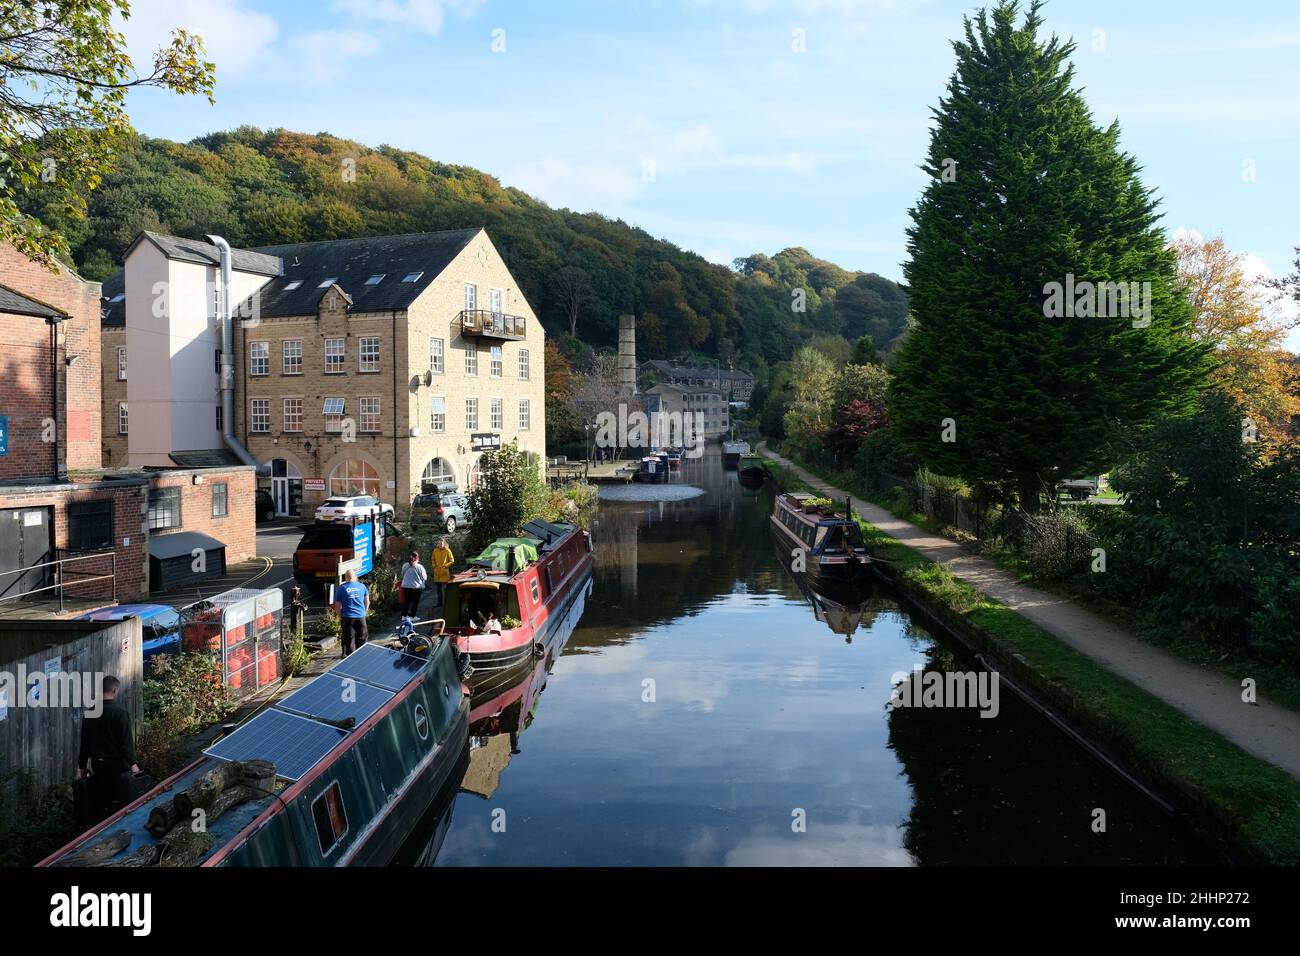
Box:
(117, 0), (1300, 348)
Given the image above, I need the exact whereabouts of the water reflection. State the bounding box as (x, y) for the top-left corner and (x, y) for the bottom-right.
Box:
(426, 448), (1218, 866)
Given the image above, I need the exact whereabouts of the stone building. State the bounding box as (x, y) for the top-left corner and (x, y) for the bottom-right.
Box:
(105, 228), (545, 517)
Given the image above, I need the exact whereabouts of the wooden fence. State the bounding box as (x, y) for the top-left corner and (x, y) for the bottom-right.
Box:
(0, 618), (143, 797)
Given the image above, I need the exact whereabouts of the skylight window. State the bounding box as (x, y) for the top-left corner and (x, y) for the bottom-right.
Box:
(109, 293), (125, 303)
(284, 280), (303, 291)
(318, 278), (338, 288)
(402, 272), (423, 283)
(365, 274), (386, 285)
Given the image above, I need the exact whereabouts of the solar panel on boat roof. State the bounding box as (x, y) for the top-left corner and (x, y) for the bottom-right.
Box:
(205, 709), (347, 782)
(330, 642), (427, 692)
(276, 673), (393, 725)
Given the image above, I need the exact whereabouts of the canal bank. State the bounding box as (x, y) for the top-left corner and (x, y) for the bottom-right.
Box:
(758, 447), (1300, 864)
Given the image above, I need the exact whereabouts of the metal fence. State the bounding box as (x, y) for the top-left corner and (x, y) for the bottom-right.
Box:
(876, 472), (1099, 576)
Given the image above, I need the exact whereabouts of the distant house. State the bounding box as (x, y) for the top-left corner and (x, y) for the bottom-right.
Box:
(643, 382), (729, 441)
(639, 360), (754, 404)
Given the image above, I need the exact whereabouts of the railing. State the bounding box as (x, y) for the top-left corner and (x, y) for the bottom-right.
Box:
(0, 550), (117, 613)
(459, 309), (526, 340)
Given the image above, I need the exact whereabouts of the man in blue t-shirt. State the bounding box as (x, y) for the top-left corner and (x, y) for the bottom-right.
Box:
(332, 570), (370, 657)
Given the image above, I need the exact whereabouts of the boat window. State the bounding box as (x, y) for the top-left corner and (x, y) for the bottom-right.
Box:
(530, 578), (541, 604)
(312, 781), (349, 856)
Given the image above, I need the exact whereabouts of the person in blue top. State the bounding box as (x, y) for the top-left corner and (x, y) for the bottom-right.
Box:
(332, 570), (370, 657)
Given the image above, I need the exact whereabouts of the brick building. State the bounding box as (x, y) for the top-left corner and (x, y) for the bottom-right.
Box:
(0, 242), (102, 480)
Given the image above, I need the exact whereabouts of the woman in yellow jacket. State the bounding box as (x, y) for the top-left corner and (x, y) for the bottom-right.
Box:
(431, 537), (455, 607)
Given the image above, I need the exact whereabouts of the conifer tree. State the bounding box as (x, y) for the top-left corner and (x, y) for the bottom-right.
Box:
(890, 0), (1210, 509)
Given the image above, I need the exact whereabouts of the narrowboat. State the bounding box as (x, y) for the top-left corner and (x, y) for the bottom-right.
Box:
(770, 492), (873, 588)
(40, 633), (469, 867)
(443, 519), (594, 684)
(635, 454), (669, 483)
(722, 439), (751, 468)
(737, 452), (767, 483)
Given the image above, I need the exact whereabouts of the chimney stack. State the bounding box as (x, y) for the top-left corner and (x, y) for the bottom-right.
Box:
(617, 313), (637, 396)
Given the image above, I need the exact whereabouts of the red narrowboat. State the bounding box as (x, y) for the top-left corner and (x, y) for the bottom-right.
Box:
(443, 520), (594, 685)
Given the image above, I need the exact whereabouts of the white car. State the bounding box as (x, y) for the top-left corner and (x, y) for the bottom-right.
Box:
(314, 495), (395, 523)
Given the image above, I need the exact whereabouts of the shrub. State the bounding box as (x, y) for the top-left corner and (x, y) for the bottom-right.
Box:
(0, 767), (78, 867)
(311, 609), (342, 638)
(1019, 507), (1096, 582)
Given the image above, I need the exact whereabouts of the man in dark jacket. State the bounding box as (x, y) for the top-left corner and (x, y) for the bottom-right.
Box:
(78, 675), (140, 821)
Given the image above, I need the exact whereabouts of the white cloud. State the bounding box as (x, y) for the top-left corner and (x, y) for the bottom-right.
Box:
(115, 0), (279, 78)
(332, 0), (483, 36)
(292, 30), (382, 85)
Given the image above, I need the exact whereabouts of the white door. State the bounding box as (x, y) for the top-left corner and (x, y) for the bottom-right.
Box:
(490, 288), (502, 316)
(272, 477), (290, 516)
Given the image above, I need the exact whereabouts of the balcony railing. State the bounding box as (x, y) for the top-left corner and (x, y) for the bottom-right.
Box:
(460, 309), (526, 341)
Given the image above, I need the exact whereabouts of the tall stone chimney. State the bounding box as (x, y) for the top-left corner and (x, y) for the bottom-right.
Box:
(617, 313), (637, 396)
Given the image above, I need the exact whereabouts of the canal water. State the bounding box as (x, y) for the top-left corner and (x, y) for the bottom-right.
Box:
(419, 449), (1218, 866)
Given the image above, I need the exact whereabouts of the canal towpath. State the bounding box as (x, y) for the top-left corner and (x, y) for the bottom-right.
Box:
(758, 446), (1300, 780)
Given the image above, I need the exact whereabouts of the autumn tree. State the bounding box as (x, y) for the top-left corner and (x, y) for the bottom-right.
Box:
(1, 0), (215, 266)
(1172, 234), (1300, 441)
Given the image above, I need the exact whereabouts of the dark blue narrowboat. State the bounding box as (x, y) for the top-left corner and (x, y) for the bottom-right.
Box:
(41, 634), (468, 867)
(770, 492), (873, 589)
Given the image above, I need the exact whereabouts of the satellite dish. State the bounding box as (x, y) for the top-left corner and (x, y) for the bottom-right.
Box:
(422, 370), (433, 387)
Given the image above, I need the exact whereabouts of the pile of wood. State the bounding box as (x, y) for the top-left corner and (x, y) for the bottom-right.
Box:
(57, 760), (276, 867)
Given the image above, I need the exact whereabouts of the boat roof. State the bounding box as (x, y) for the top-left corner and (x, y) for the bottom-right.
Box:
(44, 643), (430, 867)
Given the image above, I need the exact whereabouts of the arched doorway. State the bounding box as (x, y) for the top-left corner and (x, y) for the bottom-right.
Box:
(269, 458), (303, 516)
(329, 458), (381, 498)
(421, 457), (456, 490)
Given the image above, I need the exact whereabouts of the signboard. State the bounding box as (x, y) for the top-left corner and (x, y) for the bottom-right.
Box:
(304, 478), (325, 492)
(471, 432), (501, 452)
(352, 522), (375, 577)
(0, 414), (7, 455)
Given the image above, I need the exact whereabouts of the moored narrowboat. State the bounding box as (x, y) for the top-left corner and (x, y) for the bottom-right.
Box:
(635, 454), (669, 483)
(41, 633), (469, 867)
(737, 452), (767, 483)
(444, 520), (594, 683)
(722, 439), (751, 468)
(770, 492), (873, 588)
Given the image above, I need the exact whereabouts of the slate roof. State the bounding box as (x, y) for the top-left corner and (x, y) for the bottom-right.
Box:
(101, 271), (125, 328)
(169, 449), (243, 468)
(130, 231), (282, 277)
(247, 228), (482, 319)
(99, 227), (484, 326)
(640, 359), (754, 382)
(0, 284), (65, 320)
